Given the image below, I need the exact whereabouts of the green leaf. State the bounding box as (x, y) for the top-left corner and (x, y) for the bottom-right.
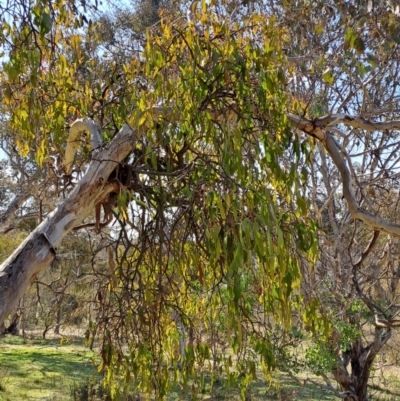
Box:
(41, 12), (52, 35)
(322, 68), (334, 85)
(344, 27), (357, 47)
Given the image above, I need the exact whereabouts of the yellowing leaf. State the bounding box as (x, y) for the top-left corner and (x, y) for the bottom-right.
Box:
(59, 54), (67, 74)
(315, 24), (324, 35)
(322, 68), (334, 85)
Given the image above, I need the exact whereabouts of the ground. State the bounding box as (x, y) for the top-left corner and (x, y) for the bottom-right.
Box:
(0, 335), (95, 401)
(1, 333), (400, 401)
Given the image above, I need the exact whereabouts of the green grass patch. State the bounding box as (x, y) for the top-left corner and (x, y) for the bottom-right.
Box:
(0, 335), (98, 401)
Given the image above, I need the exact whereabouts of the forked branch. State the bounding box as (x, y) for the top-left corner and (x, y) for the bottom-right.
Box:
(287, 113), (400, 237)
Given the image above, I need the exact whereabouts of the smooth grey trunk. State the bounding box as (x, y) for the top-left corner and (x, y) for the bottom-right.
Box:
(0, 122), (137, 327)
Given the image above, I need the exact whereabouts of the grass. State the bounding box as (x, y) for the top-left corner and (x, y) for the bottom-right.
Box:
(165, 373), (336, 401)
(0, 334), (98, 401)
(1, 334), (400, 400)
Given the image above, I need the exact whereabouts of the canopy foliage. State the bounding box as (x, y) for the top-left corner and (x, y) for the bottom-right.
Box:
(3, 1), (400, 400)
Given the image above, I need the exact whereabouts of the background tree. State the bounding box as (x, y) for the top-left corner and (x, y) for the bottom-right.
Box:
(271, 1), (400, 399)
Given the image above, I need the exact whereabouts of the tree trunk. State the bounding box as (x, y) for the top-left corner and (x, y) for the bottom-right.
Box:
(54, 308), (62, 334)
(7, 310), (21, 335)
(333, 329), (391, 401)
(0, 122), (138, 327)
(42, 323), (50, 339)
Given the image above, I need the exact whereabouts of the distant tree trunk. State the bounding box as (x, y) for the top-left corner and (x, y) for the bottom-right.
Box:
(333, 330), (391, 401)
(54, 308), (62, 334)
(42, 323), (51, 339)
(0, 190), (32, 234)
(0, 322), (6, 335)
(89, 323), (97, 350)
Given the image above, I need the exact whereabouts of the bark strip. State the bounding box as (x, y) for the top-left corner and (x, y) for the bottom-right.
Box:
(0, 123), (137, 326)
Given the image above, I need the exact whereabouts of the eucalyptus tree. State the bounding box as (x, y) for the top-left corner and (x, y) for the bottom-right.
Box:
(2, 0), (400, 400)
(0, 0), (312, 386)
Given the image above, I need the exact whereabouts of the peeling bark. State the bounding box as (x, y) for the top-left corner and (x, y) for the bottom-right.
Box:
(0, 122), (137, 326)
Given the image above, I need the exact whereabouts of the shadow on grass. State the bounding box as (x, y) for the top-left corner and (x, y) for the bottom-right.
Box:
(1, 350), (92, 376)
(1, 335), (399, 401)
(0, 334), (97, 401)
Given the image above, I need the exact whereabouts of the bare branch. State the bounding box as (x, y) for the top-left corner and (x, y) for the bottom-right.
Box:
(315, 113), (400, 132)
(0, 191), (31, 234)
(287, 113), (400, 237)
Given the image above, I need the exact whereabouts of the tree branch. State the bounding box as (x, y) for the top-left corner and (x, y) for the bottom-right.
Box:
(315, 113), (400, 132)
(287, 113), (400, 237)
(0, 191), (32, 234)
(63, 118), (103, 175)
(0, 121), (137, 326)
